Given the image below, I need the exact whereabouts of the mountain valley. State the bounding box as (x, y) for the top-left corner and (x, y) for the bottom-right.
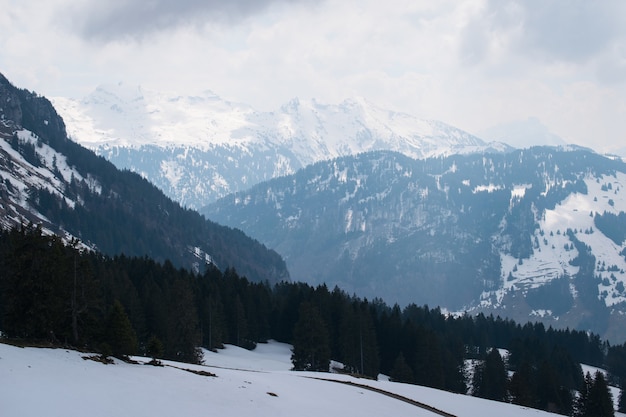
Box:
(6, 73), (626, 341)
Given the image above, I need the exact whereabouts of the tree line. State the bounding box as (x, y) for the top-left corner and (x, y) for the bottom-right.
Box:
(1, 224), (625, 416)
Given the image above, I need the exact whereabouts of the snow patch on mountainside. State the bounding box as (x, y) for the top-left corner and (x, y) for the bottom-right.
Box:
(0, 127), (94, 247)
(488, 173), (626, 309)
(473, 184), (502, 193)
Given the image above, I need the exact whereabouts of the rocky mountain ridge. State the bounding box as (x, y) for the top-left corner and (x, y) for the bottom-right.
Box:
(52, 84), (510, 208)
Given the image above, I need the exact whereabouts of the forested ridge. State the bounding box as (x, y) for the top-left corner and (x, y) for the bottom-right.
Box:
(0, 72), (289, 285)
(1, 224), (625, 416)
(202, 147), (626, 342)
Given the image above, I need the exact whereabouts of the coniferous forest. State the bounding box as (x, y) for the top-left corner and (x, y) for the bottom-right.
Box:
(1, 224), (625, 416)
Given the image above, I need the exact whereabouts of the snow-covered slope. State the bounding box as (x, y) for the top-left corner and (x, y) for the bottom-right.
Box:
(491, 172), (626, 309)
(0, 122), (91, 244)
(1, 341), (576, 417)
(52, 84), (257, 149)
(52, 84), (509, 207)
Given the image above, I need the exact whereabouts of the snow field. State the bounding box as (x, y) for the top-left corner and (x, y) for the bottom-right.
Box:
(491, 173), (626, 310)
(0, 340), (590, 417)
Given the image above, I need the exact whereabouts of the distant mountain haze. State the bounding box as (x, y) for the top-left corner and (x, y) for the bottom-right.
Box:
(480, 117), (569, 149)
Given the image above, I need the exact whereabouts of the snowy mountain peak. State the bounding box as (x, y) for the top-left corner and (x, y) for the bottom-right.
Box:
(54, 84), (496, 155)
(337, 96), (370, 112)
(280, 96), (303, 112)
(89, 82), (145, 106)
(52, 85), (512, 207)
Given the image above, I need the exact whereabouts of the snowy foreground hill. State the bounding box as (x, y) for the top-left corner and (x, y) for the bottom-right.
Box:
(0, 340), (599, 417)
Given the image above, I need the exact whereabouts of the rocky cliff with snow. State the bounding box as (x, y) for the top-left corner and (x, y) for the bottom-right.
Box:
(0, 74), (288, 284)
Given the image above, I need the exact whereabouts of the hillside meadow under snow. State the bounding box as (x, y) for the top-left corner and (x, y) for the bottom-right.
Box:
(483, 171), (626, 313)
(4, 340), (618, 417)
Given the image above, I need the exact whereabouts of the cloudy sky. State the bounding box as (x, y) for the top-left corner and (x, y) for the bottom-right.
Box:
(1, 0), (626, 153)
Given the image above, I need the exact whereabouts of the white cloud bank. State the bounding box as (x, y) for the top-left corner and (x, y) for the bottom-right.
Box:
(1, 0), (625, 153)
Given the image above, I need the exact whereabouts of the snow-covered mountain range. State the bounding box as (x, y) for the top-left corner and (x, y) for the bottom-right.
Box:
(52, 84), (510, 208)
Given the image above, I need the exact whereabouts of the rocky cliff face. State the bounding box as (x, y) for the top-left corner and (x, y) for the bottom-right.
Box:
(0, 74), (23, 126)
(0, 74), (68, 147)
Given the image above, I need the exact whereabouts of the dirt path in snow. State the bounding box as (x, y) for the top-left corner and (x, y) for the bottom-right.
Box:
(310, 377), (457, 417)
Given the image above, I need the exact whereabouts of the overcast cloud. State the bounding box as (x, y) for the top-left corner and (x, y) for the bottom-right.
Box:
(66, 0), (312, 41)
(1, 0), (625, 153)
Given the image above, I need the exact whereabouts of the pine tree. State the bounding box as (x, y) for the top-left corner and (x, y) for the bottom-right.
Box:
(357, 305), (380, 378)
(587, 371), (614, 417)
(390, 352), (414, 383)
(574, 371), (614, 417)
(472, 348), (508, 401)
(68, 244), (100, 345)
(201, 290), (226, 350)
(509, 361), (536, 407)
(146, 335), (164, 365)
(147, 335), (164, 359)
(291, 302), (330, 372)
(105, 300), (138, 358)
(414, 328), (444, 389)
(166, 275), (201, 364)
(234, 295), (249, 348)
(338, 302), (379, 377)
(575, 372), (592, 417)
(619, 386), (626, 413)
(536, 361), (568, 413)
